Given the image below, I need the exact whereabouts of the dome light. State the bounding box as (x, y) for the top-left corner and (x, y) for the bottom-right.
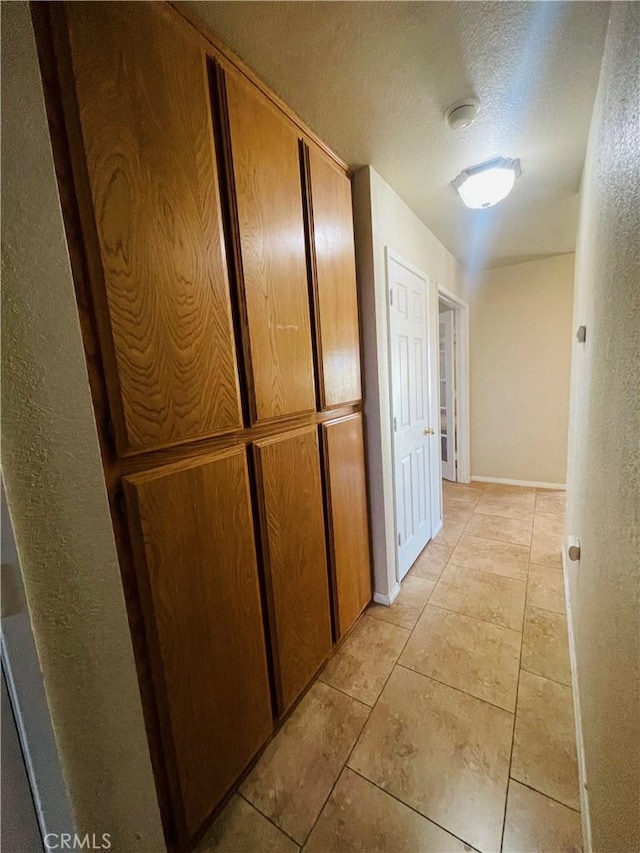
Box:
(453, 157), (521, 209)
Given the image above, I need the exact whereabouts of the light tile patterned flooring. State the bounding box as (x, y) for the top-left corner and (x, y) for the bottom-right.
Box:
(200, 482), (582, 853)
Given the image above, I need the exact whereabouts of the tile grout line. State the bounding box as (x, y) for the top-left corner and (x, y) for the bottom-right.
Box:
(346, 765), (481, 853)
(316, 674), (375, 709)
(423, 598), (525, 634)
(499, 553), (532, 851)
(519, 666), (572, 690)
(237, 791), (303, 850)
(394, 662), (517, 716)
(301, 610), (418, 848)
(507, 776), (582, 814)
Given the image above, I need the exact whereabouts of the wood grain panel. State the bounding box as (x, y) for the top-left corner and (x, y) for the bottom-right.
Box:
(225, 70), (316, 423)
(66, 2), (241, 453)
(322, 414), (372, 637)
(124, 448), (273, 838)
(307, 145), (362, 407)
(254, 427), (332, 711)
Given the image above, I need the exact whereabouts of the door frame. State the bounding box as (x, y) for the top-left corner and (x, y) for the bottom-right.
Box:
(385, 248), (441, 586)
(439, 307), (456, 481)
(437, 284), (471, 483)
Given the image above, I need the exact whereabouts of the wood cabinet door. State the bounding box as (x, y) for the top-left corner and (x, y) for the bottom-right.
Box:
(65, 2), (242, 454)
(307, 145), (362, 408)
(253, 428), (332, 712)
(225, 71), (316, 424)
(123, 448), (273, 839)
(322, 414), (372, 637)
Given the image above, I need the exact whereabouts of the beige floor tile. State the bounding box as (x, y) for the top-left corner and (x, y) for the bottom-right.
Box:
(198, 795), (299, 853)
(536, 489), (567, 516)
(464, 512), (533, 546)
(522, 606), (571, 685)
(400, 605), (521, 711)
(475, 488), (536, 520)
(303, 768), (469, 853)
(443, 501), (476, 523)
(531, 512), (564, 567)
(348, 666), (512, 852)
(430, 563), (526, 631)
(441, 483), (482, 506)
(368, 576), (434, 631)
(320, 616), (409, 705)
(503, 780), (582, 853)
(534, 512), (566, 537)
(511, 670), (579, 809)
(450, 535), (529, 580)
(241, 682), (369, 844)
(433, 518), (466, 548)
(528, 563), (566, 614)
(531, 531), (563, 568)
(484, 483), (535, 494)
(408, 541), (452, 580)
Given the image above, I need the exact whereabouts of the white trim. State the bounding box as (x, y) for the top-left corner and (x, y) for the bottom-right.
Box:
(431, 517), (443, 538)
(437, 284), (470, 484)
(472, 476), (566, 490)
(385, 248), (440, 586)
(373, 582), (401, 607)
(562, 546), (592, 852)
(385, 247), (431, 282)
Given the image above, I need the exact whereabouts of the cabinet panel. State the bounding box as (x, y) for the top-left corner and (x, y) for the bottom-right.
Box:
(66, 2), (241, 453)
(322, 414), (372, 637)
(254, 428), (332, 711)
(225, 71), (316, 423)
(124, 448), (272, 838)
(308, 146), (362, 407)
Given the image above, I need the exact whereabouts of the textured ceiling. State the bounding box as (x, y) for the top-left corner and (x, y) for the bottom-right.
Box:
(189, 1), (610, 269)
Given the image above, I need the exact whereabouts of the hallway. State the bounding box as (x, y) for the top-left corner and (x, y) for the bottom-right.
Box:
(200, 482), (580, 853)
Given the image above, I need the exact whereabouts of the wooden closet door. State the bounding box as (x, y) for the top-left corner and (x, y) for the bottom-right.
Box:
(123, 448), (273, 838)
(322, 414), (372, 637)
(65, 2), (241, 454)
(307, 145), (362, 408)
(253, 428), (332, 712)
(225, 71), (316, 423)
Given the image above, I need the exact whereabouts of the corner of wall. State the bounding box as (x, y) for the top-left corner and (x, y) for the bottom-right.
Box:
(1, 5), (164, 849)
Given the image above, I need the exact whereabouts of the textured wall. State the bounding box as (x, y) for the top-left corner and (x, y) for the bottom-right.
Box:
(469, 253), (575, 485)
(0, 5), (164, 849)
(565, 3), (640, 850)
(353, 166), (465, 600)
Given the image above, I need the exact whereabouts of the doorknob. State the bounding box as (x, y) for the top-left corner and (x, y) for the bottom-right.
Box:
(424, 427), (435, 436)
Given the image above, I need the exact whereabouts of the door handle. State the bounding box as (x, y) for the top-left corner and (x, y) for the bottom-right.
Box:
(424, 427), (435, 436)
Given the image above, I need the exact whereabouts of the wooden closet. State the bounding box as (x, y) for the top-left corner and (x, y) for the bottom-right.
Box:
(36, 2), (372, 849)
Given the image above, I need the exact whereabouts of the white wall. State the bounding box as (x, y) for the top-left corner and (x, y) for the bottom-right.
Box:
(565, 3), (640, 850)
(353, 165), (466, 601)
(468, 253), (575, 486)
(1, 5), (165, 849)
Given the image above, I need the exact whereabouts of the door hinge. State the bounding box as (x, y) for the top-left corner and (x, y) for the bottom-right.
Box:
(393, 416), (398, 431)
(398, 532), (402, 546)
(389, 289), (393, 305)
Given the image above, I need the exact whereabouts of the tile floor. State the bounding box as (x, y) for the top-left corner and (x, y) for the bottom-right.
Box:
(200, 482), (582, 853)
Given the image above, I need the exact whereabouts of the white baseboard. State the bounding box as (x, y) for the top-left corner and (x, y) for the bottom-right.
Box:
(562, 546), (592, 852)
(472, 475), (566, 490)
(373, 581), (401, 607)
(431, 518), (443, 537)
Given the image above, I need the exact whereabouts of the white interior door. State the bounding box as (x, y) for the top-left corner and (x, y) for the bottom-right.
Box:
(439, 309), (456, 481)
(388, 255), (433, 579)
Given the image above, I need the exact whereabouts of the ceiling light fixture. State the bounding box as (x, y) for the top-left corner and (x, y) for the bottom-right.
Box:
(453, 157), (521, 209)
